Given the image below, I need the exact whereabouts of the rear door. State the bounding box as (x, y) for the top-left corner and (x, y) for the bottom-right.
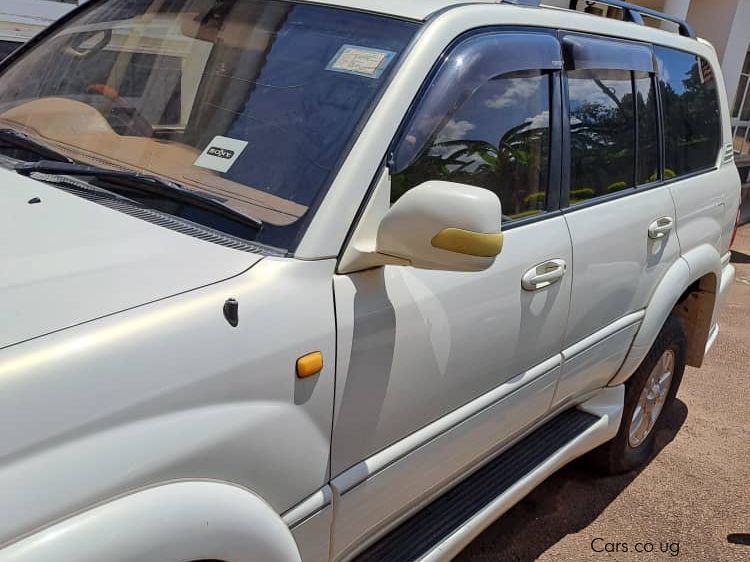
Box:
(553, 33), (681, 407)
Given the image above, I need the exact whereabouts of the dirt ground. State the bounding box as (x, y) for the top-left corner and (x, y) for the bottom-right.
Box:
(459, 225), (750, 562)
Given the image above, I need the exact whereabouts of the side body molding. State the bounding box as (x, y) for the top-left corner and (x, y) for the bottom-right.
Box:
(609, 257), (690, 386)
(0, 481), (301, 562)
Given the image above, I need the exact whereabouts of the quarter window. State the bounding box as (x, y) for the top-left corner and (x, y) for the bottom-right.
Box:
(392, 70), (551, 221)
(655, 46), (722, 177)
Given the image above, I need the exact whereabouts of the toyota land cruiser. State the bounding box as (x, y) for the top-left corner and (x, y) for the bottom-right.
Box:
(0, 1), (740, 561)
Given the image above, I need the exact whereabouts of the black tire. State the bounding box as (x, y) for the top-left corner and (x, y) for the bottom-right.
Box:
(590, 313), (687, 475)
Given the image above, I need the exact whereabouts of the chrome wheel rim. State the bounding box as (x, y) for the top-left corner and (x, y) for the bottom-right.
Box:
(628, 349), (675, 448)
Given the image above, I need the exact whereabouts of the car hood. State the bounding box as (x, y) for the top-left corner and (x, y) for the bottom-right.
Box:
(0, 166), (264, 349)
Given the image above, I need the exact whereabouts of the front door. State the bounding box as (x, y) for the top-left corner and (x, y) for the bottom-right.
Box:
(329, 30), (574, 559)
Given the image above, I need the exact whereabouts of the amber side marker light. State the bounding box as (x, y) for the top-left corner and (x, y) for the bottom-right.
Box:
(297, 352), (323, 378)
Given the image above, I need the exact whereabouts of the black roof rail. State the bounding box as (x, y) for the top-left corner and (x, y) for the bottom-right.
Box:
(503, 0), (696, 39)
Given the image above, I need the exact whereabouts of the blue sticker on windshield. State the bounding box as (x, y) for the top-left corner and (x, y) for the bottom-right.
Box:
(326, 45), (396, 79)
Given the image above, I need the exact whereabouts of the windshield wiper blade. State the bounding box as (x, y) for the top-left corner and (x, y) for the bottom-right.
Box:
(16, 160), (262, 231)
(0, 129), (73, 163)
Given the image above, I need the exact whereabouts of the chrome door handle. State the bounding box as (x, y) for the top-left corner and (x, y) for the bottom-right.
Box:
(648, 217), (674, 239)
(522, 259), (567, 291)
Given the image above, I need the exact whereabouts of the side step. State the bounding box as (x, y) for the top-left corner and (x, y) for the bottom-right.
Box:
(353, 404), (612, 562)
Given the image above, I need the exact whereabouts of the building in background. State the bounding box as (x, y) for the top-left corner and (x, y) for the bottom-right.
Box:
(0, 1), (83, 60)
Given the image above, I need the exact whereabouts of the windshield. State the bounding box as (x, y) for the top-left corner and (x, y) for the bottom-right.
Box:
(0, 0), (417, 250)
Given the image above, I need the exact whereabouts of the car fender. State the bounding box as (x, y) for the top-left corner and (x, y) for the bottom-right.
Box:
(608, 257), (690, 386)
(610, 244), (723, 386)
(0, 481), (301, 562)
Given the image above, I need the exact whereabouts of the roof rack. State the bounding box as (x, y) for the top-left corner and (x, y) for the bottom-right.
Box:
(504, 0), (696, 39)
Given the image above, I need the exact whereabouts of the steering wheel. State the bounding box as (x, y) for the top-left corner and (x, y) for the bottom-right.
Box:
(86, 83), (154, 138)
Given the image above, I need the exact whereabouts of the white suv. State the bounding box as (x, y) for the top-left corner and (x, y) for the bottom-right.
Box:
(0, 1), (740, 561)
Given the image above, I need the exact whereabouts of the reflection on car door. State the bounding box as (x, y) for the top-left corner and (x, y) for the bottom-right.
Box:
(553, 34), (682, 407)
(329, 30), (573, 559)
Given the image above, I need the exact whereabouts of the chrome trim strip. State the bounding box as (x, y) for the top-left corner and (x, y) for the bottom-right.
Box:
(721, 252), (731, 268)
(282, 485), (333, 527)
(562, 310), (645, 361)
(332, 354), (562, 494)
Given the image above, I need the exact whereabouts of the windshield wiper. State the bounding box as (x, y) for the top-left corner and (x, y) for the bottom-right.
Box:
(0, 129), (73, 163)
(16, 160), (263, 231)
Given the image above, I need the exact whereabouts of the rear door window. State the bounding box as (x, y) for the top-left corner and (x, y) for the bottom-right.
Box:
(563, 34), (658, 204)
(655, 46), (722, 178)
(568, 68), (635, 201)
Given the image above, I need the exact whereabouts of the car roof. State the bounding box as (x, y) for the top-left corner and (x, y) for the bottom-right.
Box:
(308, 0), (497, 21)
(307, 1), (707, 50)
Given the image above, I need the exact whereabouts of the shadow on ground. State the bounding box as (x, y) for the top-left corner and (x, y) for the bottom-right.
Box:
(731, 250), (750, 264)
(727, 533), (750, 546)
(457, 399), (689, 562)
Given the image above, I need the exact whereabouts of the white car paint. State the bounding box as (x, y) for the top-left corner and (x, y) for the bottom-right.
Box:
(0, 1), (740, 561)
(0, 257), (337, 550)
(330, 364), (561, 559)
(375, 181), (504, 271)
(0, 167), (263, 348)
(0, 481), (301, 562)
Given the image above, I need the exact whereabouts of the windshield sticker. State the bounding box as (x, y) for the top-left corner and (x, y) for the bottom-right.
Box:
(194, 136), (249, 173)
(326, 45), (395, 79)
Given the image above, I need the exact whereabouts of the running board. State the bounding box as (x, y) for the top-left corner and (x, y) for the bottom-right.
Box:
(353, 386), (624, 562)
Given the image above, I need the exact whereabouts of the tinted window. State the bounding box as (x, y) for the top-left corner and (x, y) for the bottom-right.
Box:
(0, 1), (417, 251)
(0, 41), (20, 62)
(568, 69), (634, 202)
(392, 71), (551, 221)
(636, 73), (659, 184)
(655, 46), (722, 177)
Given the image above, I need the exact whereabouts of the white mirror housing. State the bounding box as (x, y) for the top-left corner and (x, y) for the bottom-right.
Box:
(376, 181), (503, 271)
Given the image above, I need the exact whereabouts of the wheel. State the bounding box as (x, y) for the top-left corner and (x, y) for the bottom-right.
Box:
(590, 313), (687, 475)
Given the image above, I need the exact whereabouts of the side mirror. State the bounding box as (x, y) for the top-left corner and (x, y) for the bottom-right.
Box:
(376, 181), (503, 272)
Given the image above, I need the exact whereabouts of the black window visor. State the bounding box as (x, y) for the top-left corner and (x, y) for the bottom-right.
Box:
(562, 33), (655, 73)
(390, 32), (563, 174)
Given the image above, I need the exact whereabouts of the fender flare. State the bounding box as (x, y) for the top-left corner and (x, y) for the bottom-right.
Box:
(608, 258), (689, 386)
(0, 481), (302, 562)
(682, 244), (723, 327)
(609, 245), (722, 386)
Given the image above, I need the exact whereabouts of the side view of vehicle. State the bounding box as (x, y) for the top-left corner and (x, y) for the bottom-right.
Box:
(0, 1), (740, 561)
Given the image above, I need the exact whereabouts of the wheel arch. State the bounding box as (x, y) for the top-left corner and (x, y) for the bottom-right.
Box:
(0, 481), (301, 562)
(673, 272), (718, 368)
(609, 244), (722, 386)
